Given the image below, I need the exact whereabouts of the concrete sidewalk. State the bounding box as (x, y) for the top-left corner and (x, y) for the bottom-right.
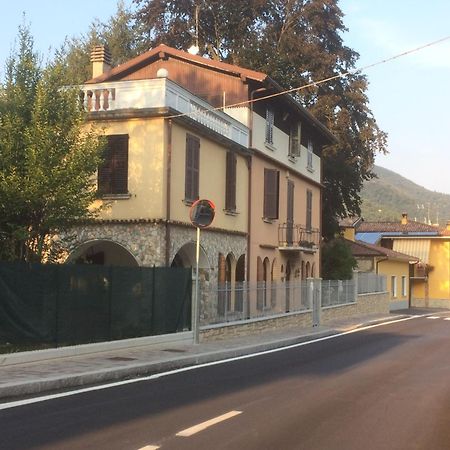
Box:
(0, 312), (413, 402)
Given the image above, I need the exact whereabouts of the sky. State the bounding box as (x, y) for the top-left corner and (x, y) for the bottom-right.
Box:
(1, 0), (450, 194)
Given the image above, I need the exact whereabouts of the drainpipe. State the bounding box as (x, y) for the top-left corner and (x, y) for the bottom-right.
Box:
(247, 87), (267, 283)
(165, 118), (173, 266)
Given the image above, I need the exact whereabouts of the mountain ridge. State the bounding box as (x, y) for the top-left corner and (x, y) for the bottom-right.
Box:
(360, 165), (450, 225)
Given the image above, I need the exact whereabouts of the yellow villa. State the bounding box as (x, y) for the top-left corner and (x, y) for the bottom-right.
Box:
(66, 44), (334, 319)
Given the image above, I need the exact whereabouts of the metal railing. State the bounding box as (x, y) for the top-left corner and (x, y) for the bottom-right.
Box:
(200, 273), (387, 326)
(200, 280), (313, 326)
(321, 279), (356, 307)
(278, 224), (320, 249)
(357, 272), (387, 294)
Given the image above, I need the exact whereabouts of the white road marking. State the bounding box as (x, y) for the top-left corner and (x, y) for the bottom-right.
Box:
(176, 410), (242, 437)
(426, 316), (441, 319)
(444, 318), (450, 321)
(0, 314), (431, 411)
(138, 446), (160, 450)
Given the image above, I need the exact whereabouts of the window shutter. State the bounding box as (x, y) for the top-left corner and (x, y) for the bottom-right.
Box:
(290, 122), (301, 157)
(111, 135), (128, 194)
(185, 134), (200, 201)
(265, 108), (274, 144)
(264, 168), (279, 219)
(306, 190), (313, 230)
(225, 151), (237, 211)
(98, 134), (128, 195)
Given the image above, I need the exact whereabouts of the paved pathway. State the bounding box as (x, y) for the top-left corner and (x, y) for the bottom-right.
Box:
(0, 311), (425, 401)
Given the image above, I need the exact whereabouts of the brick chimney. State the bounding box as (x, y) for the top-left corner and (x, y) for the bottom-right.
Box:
(91, 45), (112, 78)
(401, 213), (408, 225)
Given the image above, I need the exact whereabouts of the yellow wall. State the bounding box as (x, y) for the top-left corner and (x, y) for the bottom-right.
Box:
(91, 117), (166, 220)
(378, 259), (410, 302)
(427, 239), (450, 300)
(88, 119), (248, 233)
(169, 123), (248, 232)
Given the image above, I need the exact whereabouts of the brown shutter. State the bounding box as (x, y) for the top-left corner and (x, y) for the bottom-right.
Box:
(98, 134), (128, 195)
(306, 190), (313, 230)
(264, 168), (279, 219)
(185, 134), (200, 201)
(290, 122), (301, 157)
(225, 151), (237, 211)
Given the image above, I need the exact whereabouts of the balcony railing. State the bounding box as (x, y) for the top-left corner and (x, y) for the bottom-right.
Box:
(278, 223), (320, 251)
(79, 78), (249, 148)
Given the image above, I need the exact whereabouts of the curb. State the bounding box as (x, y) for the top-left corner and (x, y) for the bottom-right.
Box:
(0, 328), (335, 401)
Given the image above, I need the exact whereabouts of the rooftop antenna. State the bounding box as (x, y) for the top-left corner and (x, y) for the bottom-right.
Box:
(188, 4), (200, 55)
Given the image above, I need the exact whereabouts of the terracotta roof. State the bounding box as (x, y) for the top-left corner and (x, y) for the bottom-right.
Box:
(84, 44), (337, 145)
(346, 239), (418, 262)
(357, 220), (439, 234)
(86, 44), (268, 85)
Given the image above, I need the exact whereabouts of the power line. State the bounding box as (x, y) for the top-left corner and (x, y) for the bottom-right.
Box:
(166, 34), (450, 120)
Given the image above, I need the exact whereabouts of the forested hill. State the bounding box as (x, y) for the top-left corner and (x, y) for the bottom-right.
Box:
(360, 165), (450, 224)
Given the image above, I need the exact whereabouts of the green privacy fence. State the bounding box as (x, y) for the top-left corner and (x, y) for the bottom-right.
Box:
(0, 262), (191, 348)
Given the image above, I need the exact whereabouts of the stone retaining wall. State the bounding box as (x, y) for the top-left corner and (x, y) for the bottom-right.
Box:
(201, 291), (389, 342)
(200, 311), (313, 342)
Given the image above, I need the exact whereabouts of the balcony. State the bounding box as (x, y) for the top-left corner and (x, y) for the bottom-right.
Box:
(79, 78), (249, 148)
(278, 224), (320, 252)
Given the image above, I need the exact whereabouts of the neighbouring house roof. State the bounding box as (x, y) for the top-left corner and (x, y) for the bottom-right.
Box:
(85, 44), (336, 145)
(356, 220), (440, 234)
(346, 239), (418, 263)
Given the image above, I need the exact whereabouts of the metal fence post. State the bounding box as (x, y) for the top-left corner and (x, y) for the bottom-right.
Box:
(353, 270), (359, 303)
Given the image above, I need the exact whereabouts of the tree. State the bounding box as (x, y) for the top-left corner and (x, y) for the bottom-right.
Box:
(57, 0), (143, 84)
(321, 238), (356, 280)
(0, 25), (104, 262)
(134, 0), (387, 237)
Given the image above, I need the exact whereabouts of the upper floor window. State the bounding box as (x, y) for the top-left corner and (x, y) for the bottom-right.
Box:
(289, 122), (301, 158)
(306, 189), (313, 230)
(265, 108), (274, 145)
(307, 139), (314, 170)
(185, 134), (200, 203)
(263, 168), (279, 220)
(98, 134), (129, 195)
(225, 151), (237, 212)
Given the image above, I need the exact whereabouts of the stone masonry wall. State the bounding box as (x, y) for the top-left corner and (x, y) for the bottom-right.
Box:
(318, 292), (389, 325)
(62, 222), (166, 266)
(201, 291), (389, 342)
(200, 311), (313, 342)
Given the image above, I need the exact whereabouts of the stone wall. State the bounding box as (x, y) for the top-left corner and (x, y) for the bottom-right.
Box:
(201, 291), (389, 342)
(321, 292), (389, 324)
(200, 311), (313, 342)
(62, 222), (166, 266)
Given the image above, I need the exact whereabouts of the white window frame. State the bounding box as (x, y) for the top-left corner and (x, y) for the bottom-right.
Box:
(307, 139), (314, 170)
(391, 276), (397, 298)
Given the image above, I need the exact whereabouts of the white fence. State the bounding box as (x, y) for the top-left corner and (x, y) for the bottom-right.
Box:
(200, 272), (387, 326)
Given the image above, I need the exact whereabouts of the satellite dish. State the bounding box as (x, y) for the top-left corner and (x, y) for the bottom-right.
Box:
(188, 45), (200, 55)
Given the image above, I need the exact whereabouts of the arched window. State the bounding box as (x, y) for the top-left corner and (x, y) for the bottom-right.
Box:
(306, 261), (311, 278)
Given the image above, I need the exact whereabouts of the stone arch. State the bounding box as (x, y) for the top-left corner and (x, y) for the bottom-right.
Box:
(271, 258), (279, 308)
(235, 254), (246, 313)
(171, 241), (209, 269)
(66, 239), (139, 267)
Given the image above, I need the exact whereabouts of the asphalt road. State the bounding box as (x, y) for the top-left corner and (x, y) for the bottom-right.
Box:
(2, 313), (450, 450)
